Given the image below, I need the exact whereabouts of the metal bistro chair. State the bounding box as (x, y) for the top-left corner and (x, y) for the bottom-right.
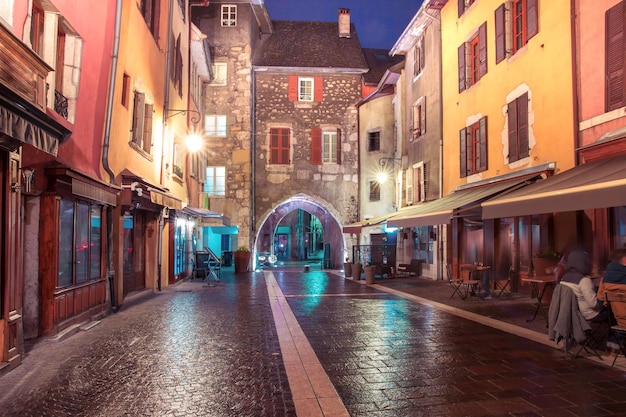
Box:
(447, 264), (465, 300)
(493, 265), (513, 299)
(604, 289), (626, 367)
(192, 252), (210, 281)
(459, 264), (481, 300)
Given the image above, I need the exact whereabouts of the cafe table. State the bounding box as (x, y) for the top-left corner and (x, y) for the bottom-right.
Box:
(521, 274), (557, 323)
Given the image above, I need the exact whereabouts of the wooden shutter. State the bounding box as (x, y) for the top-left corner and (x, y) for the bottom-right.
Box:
(336, 129), (342, 165)
(420, 99), (426, 136)
(288, 76), (298, 101)
(311, 128), (322, 165)
(479, 22), (488, 78)
(132, 92), (145, 144)
(314, 76), (323, 102)
(143, 103), (153, 152)
(458, 0), (465, 18)
(507, 99), (518, 162)
(606, 1), (626, 111)
(459, 127), (467, 178)
(526, 0), (538, 40)
(495, 4), (506, 64)
(518, 93), (529, 158)
(270, 128), (290, 164)
(458, 43), (466, 92)
(478, 117), (488, 172)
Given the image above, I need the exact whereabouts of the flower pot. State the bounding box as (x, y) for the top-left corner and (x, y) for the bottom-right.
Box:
(352, 263), (362, 280)
(234, 251), (251, 273)
(343, 262), (352, 277)
(364, 266), (376, 284)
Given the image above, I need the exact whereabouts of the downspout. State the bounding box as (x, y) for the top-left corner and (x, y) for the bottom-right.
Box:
(250, 67), (257, 260)
(157, 0), (175, 292)
(101, 0), (123, 309)
(570, 0), (580, 165)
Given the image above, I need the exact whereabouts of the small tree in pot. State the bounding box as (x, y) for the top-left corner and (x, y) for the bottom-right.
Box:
(234, 246), (251, 273)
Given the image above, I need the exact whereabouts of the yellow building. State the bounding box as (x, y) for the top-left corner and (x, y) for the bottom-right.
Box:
(438, 0), (576, 290)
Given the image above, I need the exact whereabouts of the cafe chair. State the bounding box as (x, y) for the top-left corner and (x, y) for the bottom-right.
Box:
(603, 288), (626, 367)
(548, 284), (602, 360)
(447, 264), (465, 300)
(493, 266), (513, 299)
(459, 264), (481, 300)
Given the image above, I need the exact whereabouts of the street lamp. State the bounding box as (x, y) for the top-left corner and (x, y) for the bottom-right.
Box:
(165, 108), (203, 152)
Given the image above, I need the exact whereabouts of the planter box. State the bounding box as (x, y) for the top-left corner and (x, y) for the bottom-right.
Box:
(234, 251), (251, 273)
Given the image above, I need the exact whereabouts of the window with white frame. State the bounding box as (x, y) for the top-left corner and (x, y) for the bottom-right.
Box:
(205, 166), (226, 197)
(411, 97), (426, 140)
(413, 37), (425, 78)
(211, 62), (227, 86)
(221, 5), (237, 27)
(205, 115), (227, 137)
(131, 91), (154, 154)
(322, 131), (338, 163)
(412, 164), (424, 203)
(298, 77), (314, 101)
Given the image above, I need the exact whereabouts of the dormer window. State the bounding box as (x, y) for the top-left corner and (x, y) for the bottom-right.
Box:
(221, 5), (237, 27)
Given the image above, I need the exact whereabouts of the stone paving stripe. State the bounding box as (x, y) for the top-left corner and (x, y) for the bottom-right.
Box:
(265, 271), (350, 417)
(356, 277), (626, 369)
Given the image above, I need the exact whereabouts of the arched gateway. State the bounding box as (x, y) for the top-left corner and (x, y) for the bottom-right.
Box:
(255, 194), (346, 270)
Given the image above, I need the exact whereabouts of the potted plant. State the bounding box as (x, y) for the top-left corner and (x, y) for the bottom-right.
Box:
(532, 247), (561, 277)
(352, 260), (362, 280)
(343, 257), (352, 277)
(363, 262), (376, 284)
(234, 246), (251, 273)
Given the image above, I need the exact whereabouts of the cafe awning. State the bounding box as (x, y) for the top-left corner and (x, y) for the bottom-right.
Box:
(0, 85), (71, 156)
(182, 206), (225, 225)
(482, 154), (626, 219)
(342, 207), (412, 234)
(388, 176), (536, 228)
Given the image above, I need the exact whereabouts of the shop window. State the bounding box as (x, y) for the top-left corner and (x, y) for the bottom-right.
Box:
(58, 200), (102, 288)
(174, 219), (187, 275)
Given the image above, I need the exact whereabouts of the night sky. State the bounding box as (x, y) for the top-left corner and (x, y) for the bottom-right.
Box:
(264, 0), (425, 50)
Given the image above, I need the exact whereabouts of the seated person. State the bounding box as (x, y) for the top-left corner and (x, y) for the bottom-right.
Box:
(598, 249), (626, 324)
(560, 250), (607, 323)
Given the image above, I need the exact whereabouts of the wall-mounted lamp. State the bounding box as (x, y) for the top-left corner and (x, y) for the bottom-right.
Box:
(165, 109), (203, 152)
(165, 109), (201, 125)
(378, 157), (402, 168)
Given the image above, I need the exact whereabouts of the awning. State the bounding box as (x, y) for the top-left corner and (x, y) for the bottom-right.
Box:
(182, 206), (224, 225)
(149, 187), (183, 210)
(207, 225), (238, 235)
(482, 154), (626, 219)
(0, 85), (71, 156)
(342, 209), (408, 234)
(388, 176), (535, 227)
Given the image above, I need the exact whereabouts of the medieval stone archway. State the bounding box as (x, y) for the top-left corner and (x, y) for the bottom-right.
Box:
(255, 194), (345, 269)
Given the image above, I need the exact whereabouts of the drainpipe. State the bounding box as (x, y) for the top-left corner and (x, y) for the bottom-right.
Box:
(157, 0), (175, 292)
(250, 67), (256, 257)
(101, 0), (123, 309)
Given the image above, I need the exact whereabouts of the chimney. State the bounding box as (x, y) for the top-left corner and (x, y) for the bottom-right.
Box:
(338, 8), (351, 38)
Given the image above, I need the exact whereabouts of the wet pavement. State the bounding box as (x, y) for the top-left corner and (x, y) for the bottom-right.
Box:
(1, 267), (626, 416)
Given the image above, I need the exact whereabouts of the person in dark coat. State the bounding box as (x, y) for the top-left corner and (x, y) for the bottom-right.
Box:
(602, 249), (626, 285)
(560, 250), (607, 322)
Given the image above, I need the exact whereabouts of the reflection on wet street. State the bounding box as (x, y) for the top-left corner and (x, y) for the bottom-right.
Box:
(1, 268), (625, 417)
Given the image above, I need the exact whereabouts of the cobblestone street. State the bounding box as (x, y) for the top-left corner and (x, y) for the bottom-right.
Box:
(1, 268), (626, 417)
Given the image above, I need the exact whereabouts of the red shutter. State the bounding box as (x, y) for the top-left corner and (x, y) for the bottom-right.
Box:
(478, 117), (488, 172)
(270, 128), (290, 164)
(288, 76), (298, 101)
(280, 129), (290, 164)
(270, 129), (279, 163)
(606, 1), (626, 111)
(495, 4), (506, 64)
(459, 128), (467, 178)
(507, 100), (518, 162)
(458, 0), (464, 18)
(314, 76), (323, 102)
(518, 93), (529, 158)
(526, 0), (538, 40)
(479, 22), (488, 78)
(311, 128), (322, 165)
(336, 128), (342, 165)
(458, 43), (466, 92)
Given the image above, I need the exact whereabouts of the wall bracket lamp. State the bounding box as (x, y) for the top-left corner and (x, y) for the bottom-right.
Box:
(165, 109), (201, 125)
(378, 157), (402, 167)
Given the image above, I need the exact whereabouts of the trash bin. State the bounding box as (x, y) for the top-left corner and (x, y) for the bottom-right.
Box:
(222, 251), (233, 267)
